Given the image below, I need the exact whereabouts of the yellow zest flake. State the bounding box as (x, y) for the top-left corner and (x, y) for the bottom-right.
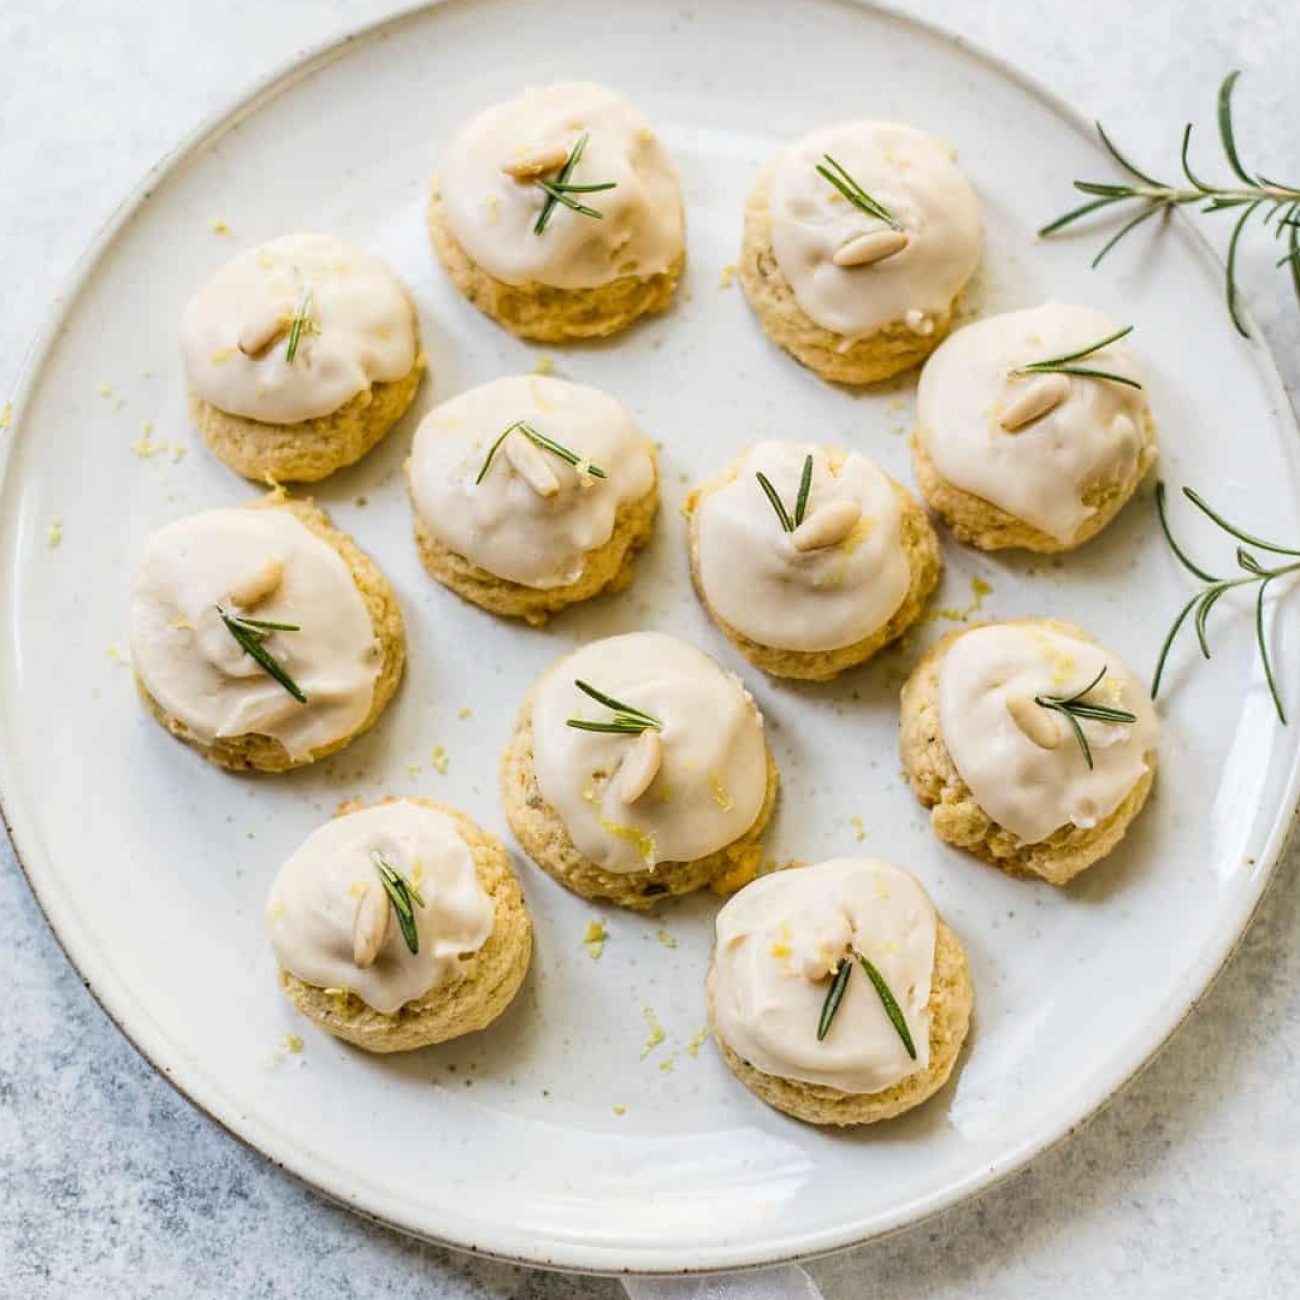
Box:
(210, 347), (234, 366)
(640, 1006), (665, 1059)
(655, 929), (677, 950)
(685, 1027), (710, 1059)
(769, 921), (793, 962)
(599, 817), (656, 867)
(482, 194), (501, 224)
(407, 763), (423, 779)
(658, 1054), (677, 1075)
(612, 1104), (627, 1116)
(208, 218), (232, 236)
(46, 516), (63, 548)
(850, 815), (866, 842)
(531, 354), (555, 377)
(0, 401), (11, 430)
(923, 574), (994, 625)
(709, 773), (734, 811)
(458, 706), (473, 720)
(98, 381), (113, 398)
(284, 1033), (304, 1054)
(105, 643), (125, 664)
(171, 445), (187, 463)
(410, 861), (424, 888)
(583, 919), (607, 960)
(266, 901), (286, 923)
(131, 433), (165, 459)
(718, 264), (737, 289)
(169, 613), (192, 631)
(347, 880), (367, 899)
(430, 745), (449, 774)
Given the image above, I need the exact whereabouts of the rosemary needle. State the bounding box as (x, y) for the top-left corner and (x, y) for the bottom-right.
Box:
(216, 606), (306, 704)
(373, 851), (425, 955)
(815, 155), (901, 230)
(476, 420), (607, 485)
(566, 679), (662, 735)
(816, 952), (917, 1059)
(1011, 325), (1143, 390)
(755, 454), (815, 533)
(284, 290), (314, 363)
(533, 134), (617, 235)
(1033, 667), (1136, 770)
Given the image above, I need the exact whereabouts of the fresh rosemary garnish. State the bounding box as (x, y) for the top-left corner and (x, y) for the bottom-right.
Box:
(216, 606), (306, 704)
(1033, 667), (1136, 770)
(755, 454), (814, 534)
(373, 851), (425, 956)
(475, 420), (607, 485)
(533, 134), (616, 235)
(284, 290), (314, 363)
(1041, 71), (1300, 337)
(1010, 325), (1142, 390)
(566, 679), (662, 735)
(1153, 481), (1300, 723)
(815, 154), (902, 230)
(816, 952), (917, 1059)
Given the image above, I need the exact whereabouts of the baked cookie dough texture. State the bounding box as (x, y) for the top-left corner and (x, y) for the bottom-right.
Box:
(900, 619), (1158, 885)
(913, 302), (1157, 551)
(430, 81), (686, 341)
(267, 798), (531, 1053)
(708, 859), (972, 1125)
(687, 440), (940, 679)
(503, 632), (777, 910)
(181, 232), (423, 482)
(130, 497), (403, 772)
(406, 374), (658, 624)
(740, 121), (981, 384)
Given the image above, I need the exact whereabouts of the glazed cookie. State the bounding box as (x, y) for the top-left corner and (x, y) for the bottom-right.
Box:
(739, 122), (981, 384)
(899, 619), (1158, 885)
(708, 859), (972, 1126)
(130, 495), (404, 772)
(267, 798), (531, 1053)
(686, 441), (941, 680)
(913, 303), (1157, 551)
(406, 374), (658, 625)
(502, 632), (778, 911)
(429, 82), (685, 341)
(182, 232), (423, 482)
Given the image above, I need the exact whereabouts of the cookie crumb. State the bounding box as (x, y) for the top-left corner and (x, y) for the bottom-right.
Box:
(582, 919), (607, 960)
(654, 929), (677, 949)
(430, 745), (449, 774)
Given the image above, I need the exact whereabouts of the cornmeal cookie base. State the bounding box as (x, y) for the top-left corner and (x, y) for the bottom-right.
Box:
(708, 921), (972, 1125)
(137, 494), (405, 773)
(910, 410), (1158, 553)
(686, 477), (942, 680)
(407, 457), (659, 627)
(190, 357), (424, 484)
(898, 618), (1157, 885)
(738, 166), (961, 385)
(279, 798), (532, 1053)
(428, 188), (683, 343)
(500, 699), (779, 912)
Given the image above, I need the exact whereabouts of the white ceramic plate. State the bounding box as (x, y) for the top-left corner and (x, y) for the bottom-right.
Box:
(3, 0), (1299, 1276)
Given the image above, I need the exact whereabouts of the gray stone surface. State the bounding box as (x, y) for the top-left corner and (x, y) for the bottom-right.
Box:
(2, 1), (1298, 1296)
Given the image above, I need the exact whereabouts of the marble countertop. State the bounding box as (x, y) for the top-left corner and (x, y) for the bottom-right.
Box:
(2, 2), (1298, 1296)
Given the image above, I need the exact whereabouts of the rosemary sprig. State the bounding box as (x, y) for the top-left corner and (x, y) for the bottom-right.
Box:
(816, 952), (917, 1059)
(533, 134), (616, 235)
(755, 454), (814, 533)
(1040, 71), (1300, 337)
(815, 155), (902, 230)
(1034, 667), (1137, 771)
(475, 420), (607, 485)
(1153, 481), (1300, 723)
(1010, 325), (1143, 390)
(566, 679), (662, 735)
(373, 850), (426, 956)
(216, 606), (306, 704)
(284, 290), (314, 363)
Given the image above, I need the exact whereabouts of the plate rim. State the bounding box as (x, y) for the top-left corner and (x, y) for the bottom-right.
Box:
(2, 0), (1299, 1276)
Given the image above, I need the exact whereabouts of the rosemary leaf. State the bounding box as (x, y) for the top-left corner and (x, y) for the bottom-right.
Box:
(755, 471), (794, 533)
(567, 679), (662, 735)
(1011, 326), (1142, 389)
(815, 155), (902, 230)
(1033, 666), (1136, 770)
(216, 606), (306, 704)
(284, 290), (314, 364)
(816, 956), (853, 1041)
(794, 454), (814, 527)
(373, 851), (424, 955)
(476, 420), (607, 485)
(533, 134), (616, 235)
(858, 953), (918, 1060)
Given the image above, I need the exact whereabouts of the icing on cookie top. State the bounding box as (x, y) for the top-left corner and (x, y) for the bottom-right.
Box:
(437, 81), (685, 290)
(181, 232), (418, 424)
(768, 121), (981, 339)
(710, 859), (936, 1094)
(267, 801), (493, 1015)
(937, 622), (1158, 845)
(916, 303), (1150, 542)
(530, 632), (768, 875)
(692, 441), (911, 653)
(407, 374), (656, 589)
(131, 506), (382, 761)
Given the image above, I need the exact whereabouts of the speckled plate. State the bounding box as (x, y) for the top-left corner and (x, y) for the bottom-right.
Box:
(2, 0), (1299, 1277)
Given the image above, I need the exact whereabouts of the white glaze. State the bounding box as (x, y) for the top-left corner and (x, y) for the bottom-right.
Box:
(267, 801), (494, 1015)
(768, 121), (980, 339)
(181, 232), (418, 424)
(407, 374), (655, 589)
(438, 81), (685, 290)
(130, 507), (381, 761)
(693, 441), (911, 652)
(937, 623), (1158, 844)
(916, 303), (1151, 541)
(530, 632), (768, 874)
(710, 859), (936, 1094)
